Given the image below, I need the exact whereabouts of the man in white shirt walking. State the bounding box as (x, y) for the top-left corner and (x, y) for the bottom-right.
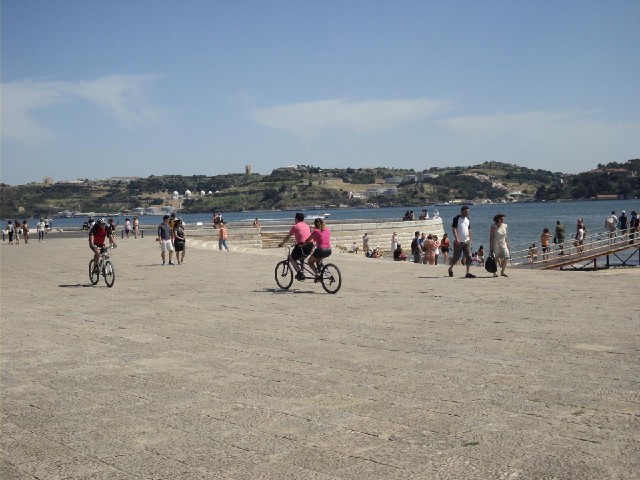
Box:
(448, 206), (474, 278)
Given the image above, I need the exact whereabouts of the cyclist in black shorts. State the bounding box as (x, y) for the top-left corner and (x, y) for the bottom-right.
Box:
(89, 218), (117, 269)
(278, 213), (313, 281)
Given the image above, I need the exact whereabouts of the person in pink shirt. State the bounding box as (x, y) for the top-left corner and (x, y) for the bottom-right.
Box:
(279, 213), (313, 281)
(304, 218), (332, 281)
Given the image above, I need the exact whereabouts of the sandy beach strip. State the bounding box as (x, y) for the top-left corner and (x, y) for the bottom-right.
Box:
(1, 236), (639, 479)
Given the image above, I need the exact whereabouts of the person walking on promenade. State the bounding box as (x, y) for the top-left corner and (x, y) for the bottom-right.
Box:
(575, 222), (585, 254)
(279, 213), (312, 280)
(434, 235), (440, 265)
(448, 206), (474, 278)
(173, 218), (186, 264)
(218, 221), (229, 251)
(411, 231), (421, 264)
(13, 218), (20, 244)
(576, 218), (587, 239)
(22, 219), (30, 243)
(124, 218), (132, 239)
(605, 211), (618, 243)
(6, 220), (14, 244)
(554, 221), (565, 255)
(107, 218), (118, 239)
(37, 218), (46, 243)
(157, 215), (175, 265)
(391, 231), (398, 254)
(490, 213), (510, 277)
(540, 227), (552, 262)
(440, 233), (450, 264)
(133, 216), (140, 239)
(618, 211), (629, 242)
(629, 211), (639, 245)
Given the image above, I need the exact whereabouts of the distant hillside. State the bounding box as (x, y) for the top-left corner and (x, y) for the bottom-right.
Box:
(1, 160), (638, 217)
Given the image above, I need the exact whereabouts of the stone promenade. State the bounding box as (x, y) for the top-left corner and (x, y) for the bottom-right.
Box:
(1, 236), (639, 479)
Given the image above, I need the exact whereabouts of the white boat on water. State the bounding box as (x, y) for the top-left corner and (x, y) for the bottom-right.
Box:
(306, 213), (331, 220)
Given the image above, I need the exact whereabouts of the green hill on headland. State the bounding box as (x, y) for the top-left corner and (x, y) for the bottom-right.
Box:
(1, 160), (638, 217)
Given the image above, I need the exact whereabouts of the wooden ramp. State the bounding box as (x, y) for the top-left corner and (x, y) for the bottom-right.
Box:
(510, 228), (640, 270)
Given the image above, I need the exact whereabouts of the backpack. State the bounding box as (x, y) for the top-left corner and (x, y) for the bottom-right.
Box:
(606, 216), (616, 230)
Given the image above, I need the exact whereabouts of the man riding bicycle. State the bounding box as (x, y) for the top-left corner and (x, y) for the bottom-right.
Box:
(278, 212), (313, 281)
(89, 218), (117, 270)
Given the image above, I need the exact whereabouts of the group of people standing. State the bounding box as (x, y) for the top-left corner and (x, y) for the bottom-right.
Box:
(409, 231), (450, 265)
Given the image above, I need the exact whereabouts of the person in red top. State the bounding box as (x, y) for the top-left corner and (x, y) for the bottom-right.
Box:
(279, 213), (312, 281)
(304, 218), (332, 281)
(89, 218), (116, 268)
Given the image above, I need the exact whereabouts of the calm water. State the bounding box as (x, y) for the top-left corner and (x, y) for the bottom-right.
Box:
(42, 199), (638, 250)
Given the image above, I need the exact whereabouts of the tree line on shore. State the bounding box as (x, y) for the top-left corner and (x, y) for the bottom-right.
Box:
(1, 159), (638, 218)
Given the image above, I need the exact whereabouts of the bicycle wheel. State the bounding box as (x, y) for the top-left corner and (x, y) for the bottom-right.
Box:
(274, 260), (293, 290)
(89, 260), (100, 285)
(103, 260), (115, 288)
(320, 263), (342, 294)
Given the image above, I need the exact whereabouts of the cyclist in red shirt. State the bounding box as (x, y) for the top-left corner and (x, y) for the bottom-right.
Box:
(89, 218), (116, 269)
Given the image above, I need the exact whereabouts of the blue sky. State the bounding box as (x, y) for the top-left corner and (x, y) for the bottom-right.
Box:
(2, 0), (639, 185)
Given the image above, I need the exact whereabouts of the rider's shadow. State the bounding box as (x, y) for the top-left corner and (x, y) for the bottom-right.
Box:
(58, 284), (98, 288)
(256, 288), (324, 295)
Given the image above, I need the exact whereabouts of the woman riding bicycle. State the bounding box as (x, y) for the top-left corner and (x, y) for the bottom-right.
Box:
(304, 218), (332, 281)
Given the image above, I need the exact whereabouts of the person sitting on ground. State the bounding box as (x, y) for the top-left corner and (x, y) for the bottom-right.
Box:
(393, 244), (407, 261)
(253, 217), (262, 234)
(279, 213), (313, 281)
(476, 245), (485, 266)
(371, 246), (382, 259)
(350, 241), (359, 254)
(304, 218), (332, 281)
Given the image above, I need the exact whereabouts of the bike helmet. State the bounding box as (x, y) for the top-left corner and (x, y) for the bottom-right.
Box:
(97, 218), (106, 225)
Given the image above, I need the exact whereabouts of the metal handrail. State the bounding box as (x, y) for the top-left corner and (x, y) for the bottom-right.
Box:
(510, 226), (638, 267)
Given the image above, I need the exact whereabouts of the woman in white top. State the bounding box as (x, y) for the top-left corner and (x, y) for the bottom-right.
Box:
(391, 232), (398, 254)
(489, 213), (510, 277)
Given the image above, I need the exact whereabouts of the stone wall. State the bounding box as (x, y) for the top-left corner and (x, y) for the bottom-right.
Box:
(184, 218), (445, 253)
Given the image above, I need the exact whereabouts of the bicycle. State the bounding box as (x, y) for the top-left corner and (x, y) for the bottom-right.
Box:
(275, 245), (342, 294)
(89, 245), (116, 287)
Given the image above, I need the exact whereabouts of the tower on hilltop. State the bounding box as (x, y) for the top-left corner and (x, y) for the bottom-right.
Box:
(245, 164), (252, 175)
